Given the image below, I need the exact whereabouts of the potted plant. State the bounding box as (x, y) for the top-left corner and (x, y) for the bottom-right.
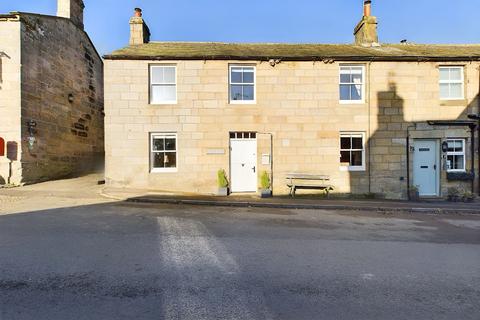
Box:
(259, 171), (272, 198)
(447, 187), (460, 202)
(409, 185), (420, 201)
(217, 169), (229, 196)
(462, 191), (476, 203)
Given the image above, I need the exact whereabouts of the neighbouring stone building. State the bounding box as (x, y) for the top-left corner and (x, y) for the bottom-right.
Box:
(104, 2), (480, 200)
(0, 0), (104, 185)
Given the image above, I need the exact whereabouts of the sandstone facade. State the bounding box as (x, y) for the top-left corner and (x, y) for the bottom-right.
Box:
(103, 58), (479, 199)
(0, 2), (103, 185)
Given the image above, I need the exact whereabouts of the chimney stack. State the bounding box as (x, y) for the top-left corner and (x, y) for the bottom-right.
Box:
(354, 0), (379, 47)
(57, 0), (84, 30)
(129, 8), (150, 46)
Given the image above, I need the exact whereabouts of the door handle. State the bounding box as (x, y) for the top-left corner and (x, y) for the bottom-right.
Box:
(252, 166), (256, 173)
(434, 164), (437, 170)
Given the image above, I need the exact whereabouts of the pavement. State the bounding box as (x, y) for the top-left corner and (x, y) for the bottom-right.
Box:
(0, 175), (480, 319)
(102, 186), (480, 214)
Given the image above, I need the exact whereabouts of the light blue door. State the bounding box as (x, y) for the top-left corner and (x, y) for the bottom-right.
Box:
(413, 140), (439, 196)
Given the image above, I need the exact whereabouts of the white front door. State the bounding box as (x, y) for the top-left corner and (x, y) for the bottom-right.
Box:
(230, 138), (257, 192)
(413, 140), (439, 196)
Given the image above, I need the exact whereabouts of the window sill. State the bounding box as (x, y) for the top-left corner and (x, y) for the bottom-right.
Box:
(150, 101), (178, 105)
(339, 100), (366, 105)
(150, 168), (178, 173)
(229, 101), (257, 105)
(340, 166), (366, 172)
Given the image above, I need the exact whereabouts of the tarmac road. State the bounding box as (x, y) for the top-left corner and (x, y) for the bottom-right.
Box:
(0, 195), (479, 319)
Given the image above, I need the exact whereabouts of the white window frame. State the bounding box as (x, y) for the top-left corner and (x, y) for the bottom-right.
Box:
(149, 65), (177, 105)
(339, 65), (366, 104)
(446, 139), (466, 172)
(439, 66), (464, 101)
(229, 65), (256, 104)
(339, 132), (366, 171)
(150, 133), (178, 173)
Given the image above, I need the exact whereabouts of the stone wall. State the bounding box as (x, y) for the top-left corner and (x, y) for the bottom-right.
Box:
(19, 13), (104, 183)
(0, 17), (22, 184)
(104, 59), (479, 199)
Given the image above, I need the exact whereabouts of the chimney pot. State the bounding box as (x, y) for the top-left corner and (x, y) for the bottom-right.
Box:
(134, 8), (142, 17)
(364, 0), (372, 17)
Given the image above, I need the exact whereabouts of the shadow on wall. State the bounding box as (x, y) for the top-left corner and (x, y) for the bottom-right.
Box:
(351, 79), (477, 200)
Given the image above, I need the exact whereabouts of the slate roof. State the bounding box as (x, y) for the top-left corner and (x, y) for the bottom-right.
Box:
(104, 42), (480, 61)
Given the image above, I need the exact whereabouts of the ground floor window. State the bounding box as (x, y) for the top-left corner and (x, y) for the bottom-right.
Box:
(340, 132), (365, 171)
(150, 133), (177, 172)
(446, 139), (465, 172)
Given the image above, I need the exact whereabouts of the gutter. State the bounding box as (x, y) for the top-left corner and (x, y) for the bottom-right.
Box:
(102, 54), (480, 62)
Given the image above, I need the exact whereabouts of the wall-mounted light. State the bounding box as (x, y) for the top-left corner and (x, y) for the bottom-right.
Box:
(442, 141), (449, 153)
(68, 93), (74, 103)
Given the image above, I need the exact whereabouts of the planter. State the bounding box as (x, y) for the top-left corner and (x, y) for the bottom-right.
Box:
(447, 195), (460, 202)
(217, 187), (229, 196)
(409, 190), (419, 202)
(260, 189), (272, 198)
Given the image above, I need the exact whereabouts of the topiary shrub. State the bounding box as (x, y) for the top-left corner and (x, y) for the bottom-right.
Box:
(260, 171), (271, 190)
(217, 169), (229, 188)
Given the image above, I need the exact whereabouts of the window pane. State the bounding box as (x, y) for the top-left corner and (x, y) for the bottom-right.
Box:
(165, 138), (176, 151)
(454, 155), (464, 170)
(447, 155), (454, 170)
(340, 85), (350, 100)
(340, 137), (351, 149)
(151, 67), (165, 83)
(447, 141), (455, 153)
(352, 137), (363, 149)
(152, 138), (164, 151)
(450, 83), (462, 98)
(439, 68), (449, 81)
(351, 85), (362, 100)
(351, 151), (363, 166)
(243, 85), (254, 100)
(231, 68), (243, 83)
(340, 151), (351, 163)
(450, 68), (462, 81)
(455, 140), (463, 152)
(352, 73), (362, 84)
(163, 67), (176, 83)
(151, 85), (176, 103)
(153, 152), (165, 168)
(242, 70), (254, 83)
(340, 73), (351, 83)
(439, 83), (449, 99)
(164, 152), (177, 168)
(231, 85), (243, 101)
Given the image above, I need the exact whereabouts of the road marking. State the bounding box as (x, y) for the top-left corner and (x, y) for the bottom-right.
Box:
(156, 217), (273, 320)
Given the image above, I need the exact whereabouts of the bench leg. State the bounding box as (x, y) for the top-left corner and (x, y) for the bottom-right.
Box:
(325, 189), (330, 198)
(292, 187), (296, 197)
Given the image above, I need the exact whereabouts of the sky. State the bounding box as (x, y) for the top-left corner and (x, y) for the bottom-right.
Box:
(0, 0), (478, 55)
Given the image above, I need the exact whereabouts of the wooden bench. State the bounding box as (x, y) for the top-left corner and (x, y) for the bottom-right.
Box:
(286, 174), (334, 197)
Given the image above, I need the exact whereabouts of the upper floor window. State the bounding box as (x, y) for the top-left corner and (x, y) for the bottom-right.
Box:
(439, 66), (464, 100)
(446, 139), (465, 172)
(340, 132), (366, 171)
(150, 133), (177, 172)
(339, 65), (365, 103)
(150, 65), (177, 104)
(229, 66), (255, 103)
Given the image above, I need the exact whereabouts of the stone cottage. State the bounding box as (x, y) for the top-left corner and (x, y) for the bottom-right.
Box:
(0, 0), (104, 185)
(103, 2), (480, 200)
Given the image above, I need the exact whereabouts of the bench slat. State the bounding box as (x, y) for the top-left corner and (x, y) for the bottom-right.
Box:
(286, 174), (330, 180)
